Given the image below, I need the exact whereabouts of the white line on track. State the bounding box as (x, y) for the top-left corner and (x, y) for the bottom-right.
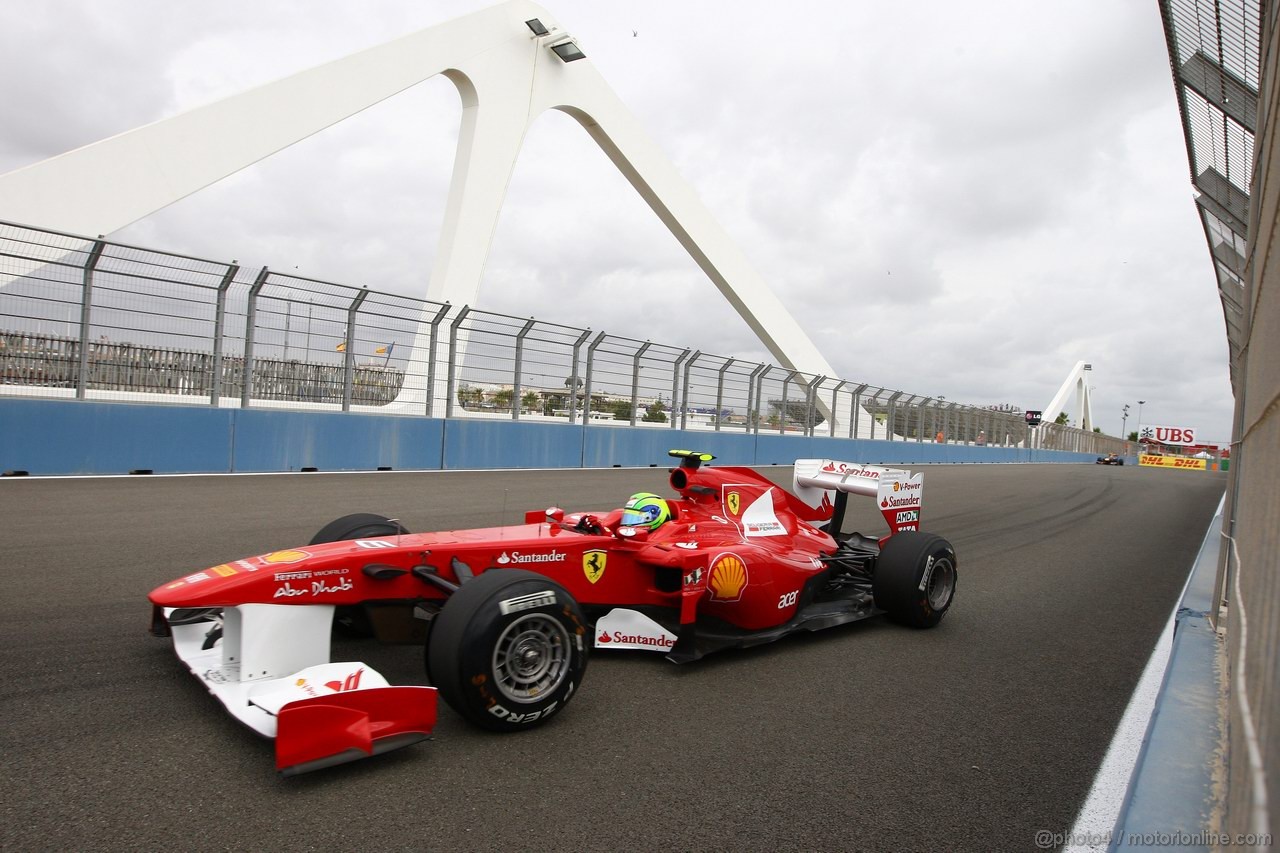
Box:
(1063, 493), (1224, 852)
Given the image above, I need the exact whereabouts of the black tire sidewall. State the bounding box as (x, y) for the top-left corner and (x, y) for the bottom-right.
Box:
(308, 513), (408, 637)
(872, 532), (957, 628)
(427, 569), (588, 731)
(308, 512), (407, 545)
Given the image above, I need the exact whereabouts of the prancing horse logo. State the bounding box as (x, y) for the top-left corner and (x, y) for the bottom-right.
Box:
(726, 491), (741, 516)
(583, 550), (607, 584)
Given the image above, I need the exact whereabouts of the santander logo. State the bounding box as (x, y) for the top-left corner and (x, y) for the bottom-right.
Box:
(822, 461), (881, 479)
(597, 630), (674, 649)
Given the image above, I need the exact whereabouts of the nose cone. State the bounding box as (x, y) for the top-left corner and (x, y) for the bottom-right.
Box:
(149, 549), (319, 607)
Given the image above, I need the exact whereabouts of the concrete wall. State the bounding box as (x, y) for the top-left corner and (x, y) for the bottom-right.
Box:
(0, 398), (1101, 475)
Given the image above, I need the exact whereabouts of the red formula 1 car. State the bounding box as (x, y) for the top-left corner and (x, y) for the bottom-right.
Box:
(149, 451), (957, 775)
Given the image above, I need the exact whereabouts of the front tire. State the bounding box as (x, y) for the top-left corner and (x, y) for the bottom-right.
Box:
(309, 513), (410, 637)
(309, 512), (408, 545)
(427, 569), (588, 731)
(872, 532), (957, 628)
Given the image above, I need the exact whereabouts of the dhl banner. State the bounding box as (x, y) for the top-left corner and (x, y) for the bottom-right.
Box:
(1140, 455), (1207, 470)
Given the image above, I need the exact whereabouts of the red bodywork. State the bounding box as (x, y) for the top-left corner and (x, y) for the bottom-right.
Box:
(150, 463), (838, 633)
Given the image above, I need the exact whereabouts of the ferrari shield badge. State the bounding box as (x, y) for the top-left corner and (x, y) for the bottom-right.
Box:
(583, 550), (608, 584)
(726, 491), (741, 516)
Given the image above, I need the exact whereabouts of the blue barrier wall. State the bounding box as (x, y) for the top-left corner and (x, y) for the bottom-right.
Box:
(0, 398), (1101, 475)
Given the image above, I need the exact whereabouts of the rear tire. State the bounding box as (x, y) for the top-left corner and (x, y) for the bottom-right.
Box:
(427, 569), (588, 731)
(309, 513), (410, 637)
(872, 532), (957, 628)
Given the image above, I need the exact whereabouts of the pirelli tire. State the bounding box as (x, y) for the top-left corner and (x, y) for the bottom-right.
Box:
(872, 532), (958, 629)
(427, 569), (589, 732)
(309, 513), (409, 638)
(309, 512), (409, 545)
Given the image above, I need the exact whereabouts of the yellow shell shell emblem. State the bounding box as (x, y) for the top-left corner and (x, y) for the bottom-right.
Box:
(708, 554), (748, 602)
(262, 549), (310, 564)
(726, 491), (741, 516)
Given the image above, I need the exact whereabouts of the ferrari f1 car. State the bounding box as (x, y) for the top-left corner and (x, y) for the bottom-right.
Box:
(149, 451), (957, 775)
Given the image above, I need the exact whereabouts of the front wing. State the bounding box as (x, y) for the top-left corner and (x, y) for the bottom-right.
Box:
(160, 604), (436, 775)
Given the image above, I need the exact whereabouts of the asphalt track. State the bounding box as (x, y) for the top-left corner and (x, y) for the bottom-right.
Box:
(0, 463), (1226, 852)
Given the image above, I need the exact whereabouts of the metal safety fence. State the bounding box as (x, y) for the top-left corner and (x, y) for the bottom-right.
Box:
(0, 219), (1125, 454)
(1161, 0), (1273, 842)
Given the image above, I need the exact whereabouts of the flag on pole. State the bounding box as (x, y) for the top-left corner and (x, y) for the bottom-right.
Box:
(376, 341), (395, 365)
(335, 342), (347, 352)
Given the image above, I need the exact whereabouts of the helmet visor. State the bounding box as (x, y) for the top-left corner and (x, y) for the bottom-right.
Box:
(621, 506), (659, 527)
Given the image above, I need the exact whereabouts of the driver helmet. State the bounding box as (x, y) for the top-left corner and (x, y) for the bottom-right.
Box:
(621, 492), (671, 530)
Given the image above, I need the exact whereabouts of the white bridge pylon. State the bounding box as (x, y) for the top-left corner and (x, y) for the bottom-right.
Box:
(1045, 360), (1094, 431)
(0, 0), (841, 418)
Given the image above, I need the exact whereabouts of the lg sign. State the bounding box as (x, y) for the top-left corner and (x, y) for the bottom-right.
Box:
(1139, 424), (1197, 446)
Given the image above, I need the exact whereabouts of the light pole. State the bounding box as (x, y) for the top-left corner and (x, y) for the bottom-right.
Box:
(1137, 400), (1146, 447)
(1122, 404), (1130, 438)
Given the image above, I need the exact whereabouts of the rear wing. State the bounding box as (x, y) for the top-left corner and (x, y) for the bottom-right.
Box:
(793, 459), (924, 537)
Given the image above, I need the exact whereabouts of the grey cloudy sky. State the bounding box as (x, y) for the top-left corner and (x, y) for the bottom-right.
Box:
(0, 0), (1235, 443)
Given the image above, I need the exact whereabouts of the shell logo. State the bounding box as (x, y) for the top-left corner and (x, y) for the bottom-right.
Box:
(708, 554), (748, 602)
(262, 550), (310, 564)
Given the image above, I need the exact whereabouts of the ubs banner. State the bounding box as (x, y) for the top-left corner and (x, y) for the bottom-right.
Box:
(1138, 424), (1198, 445)
(1139, 455), (1207, 470)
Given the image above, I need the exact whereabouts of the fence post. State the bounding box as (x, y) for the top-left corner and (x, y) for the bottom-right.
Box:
(424, 302), (452, 418)
(887, 391), (903, 442)
(679, 350), (700, 430)
(714, 358), (735, 432)
(240, 267), (269, 409)
(582, 332), (607, 424)
(752, 365), (771, 435)
(828, 380), (847, 437)
(512, 317), (535, 420)
(74, 239), (107, 399)
(341, 288), (369, 412)
(668, 348), (690, 430)
(851, 383), (868, 439)
(779, 370), (799, 434)
(630, 341), (652, 426)
(209, 262), (239, 406)
(446, 306), (471, 419)
(805, 375), (825, 437)
(567, 330), (592, 424)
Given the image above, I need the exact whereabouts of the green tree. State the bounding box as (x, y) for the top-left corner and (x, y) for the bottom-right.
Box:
(604, 399), (634, 421)
(492, 388), (514, 410)
(522, 391), (540, 413)
(457, 384), (484, 409)
(1093, 426), (1102, 433)
(642, 398), (668, 423)
(1128, 431), (1139, 442)
(1054, 412), (1070, 425)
